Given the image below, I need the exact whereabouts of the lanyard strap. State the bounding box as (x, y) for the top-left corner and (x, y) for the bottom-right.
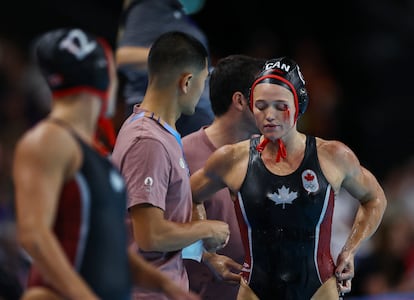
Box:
(130, 111), (182, 147)
(129, 111), (189, 175)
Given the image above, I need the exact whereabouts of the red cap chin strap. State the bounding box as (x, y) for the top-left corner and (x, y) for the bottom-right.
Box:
(94, 117), (117, 156)
(275, 139), (287, 162)
(256, 137), (269, 152)
(256, 137), (287, 163)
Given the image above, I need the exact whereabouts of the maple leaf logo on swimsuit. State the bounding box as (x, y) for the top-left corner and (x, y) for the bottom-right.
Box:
(267, 185), (298, 209)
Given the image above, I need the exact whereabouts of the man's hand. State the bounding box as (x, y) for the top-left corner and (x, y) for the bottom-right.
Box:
(202, 220), (230, 252)
(203, 252), (242, 284)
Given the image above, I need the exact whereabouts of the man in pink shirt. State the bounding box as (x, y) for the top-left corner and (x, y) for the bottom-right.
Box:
(182, 54), (266, 299)
(111, 31), (230, 300)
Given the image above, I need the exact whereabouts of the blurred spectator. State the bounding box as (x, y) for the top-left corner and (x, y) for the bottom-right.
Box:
(382, 157), (414, 293)
(351, 157), (414, 297)
(115, 0), (214, 136)
(0, 37), (50, 299)
(0, 38), (49, 208)
(351, 205), (413, 296)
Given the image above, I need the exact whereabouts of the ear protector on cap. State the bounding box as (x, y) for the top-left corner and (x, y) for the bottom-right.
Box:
(33, 28), (112, 117)
(249, 57), (309, 120)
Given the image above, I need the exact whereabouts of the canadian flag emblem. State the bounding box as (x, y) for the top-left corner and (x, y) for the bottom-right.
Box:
(301, 169), (319, 193)
(267, 185), (298, 209)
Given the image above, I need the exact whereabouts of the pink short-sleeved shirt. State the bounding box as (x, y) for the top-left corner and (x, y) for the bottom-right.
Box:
(111, 106), (192, 299)
(182, 127), (245, 299)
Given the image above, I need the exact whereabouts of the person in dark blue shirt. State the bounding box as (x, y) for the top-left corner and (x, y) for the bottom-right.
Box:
(116, 0), (214, 136)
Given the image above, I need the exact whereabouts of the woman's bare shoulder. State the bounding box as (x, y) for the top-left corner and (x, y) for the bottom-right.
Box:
(315, 137), (357, 162)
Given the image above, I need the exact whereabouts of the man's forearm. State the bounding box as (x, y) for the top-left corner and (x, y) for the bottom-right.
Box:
(116, 46), (150, 68)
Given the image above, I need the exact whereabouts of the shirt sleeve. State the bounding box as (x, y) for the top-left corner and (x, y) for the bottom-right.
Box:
(121, 137), (170, 211)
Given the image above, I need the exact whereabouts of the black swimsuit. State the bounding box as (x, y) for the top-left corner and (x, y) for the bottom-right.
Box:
(236, 135), (335, 300)
(28, 119), (131, 300)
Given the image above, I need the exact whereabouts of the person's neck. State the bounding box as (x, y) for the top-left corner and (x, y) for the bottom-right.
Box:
(262, 130), (305, 154)
(205, 115), (254, 149)
(49, 95), (99, 143)
(140, 90), (179, 130)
